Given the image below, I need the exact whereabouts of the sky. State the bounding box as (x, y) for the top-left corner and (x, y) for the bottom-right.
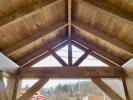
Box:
(22, 45), (108, 89)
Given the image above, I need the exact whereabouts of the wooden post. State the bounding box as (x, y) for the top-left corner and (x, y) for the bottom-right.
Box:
(18, 78), (49, 100)
(92, 78), (123, 100)
(68, 40), (72, 66)
(0, 72), (8, 100)
(6, 76), (20, 100)
(122, 75), (130, 100)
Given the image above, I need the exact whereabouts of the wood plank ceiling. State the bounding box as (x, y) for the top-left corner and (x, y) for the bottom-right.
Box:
(0, 0), (132, 69)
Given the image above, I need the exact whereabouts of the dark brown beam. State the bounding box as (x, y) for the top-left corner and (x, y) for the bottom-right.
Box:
(72, 20), (133, 56)
(79, 0), (133, 23)
(3, 20), (68, 56)
(72, 35), (125, 66)
(73, 49), (92, 66)
(91, 52), (122, 68)
(52, 40), (68, 50)
(72, 40), (88, 51)
(0, 0), (57, 27)
(68, 40), (72, 65)
(20, 67), (124, 78)
(92, 78), (123, 100)
(18, 78), (49, 100)
(48, 49), (68, 66)
(17, 36), (67, 67)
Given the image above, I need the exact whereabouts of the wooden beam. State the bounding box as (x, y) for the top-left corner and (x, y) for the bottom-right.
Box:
(3, 20), (68, 56)
(91, 52), (124, 69)
(0, 74), (8, 100)
(68, 40), (72, 65)
(20, 67), (124, 78)
(72, 20), (133, 56)
(17, 38), (67, 67)
(92, 78), (123, 100)
(79, 0), (133, 24)
(48, 49), (68, 66)
(72, 36), (125, 66)
(72, 40), (88, 51)
(18, 78), (49, 100)
(0, 0), (57, 27)
(73, 49), (92, 66)
(68, 0), (72, 38)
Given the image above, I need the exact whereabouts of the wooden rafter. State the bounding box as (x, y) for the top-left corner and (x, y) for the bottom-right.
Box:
(79, 0), (133, 24)
(92, 78), (123, 100)
(91, 52), (121, 68)
(20, 67), (124, 78)
(18, 78), (49, 100)
(17, 37), (67, 67)
(72, 40), (88, 51)
(72, 36), (125, 66)
(2, 20), (68, 56)
(72, 20), (133, 56)
(0, 0), (58, 27)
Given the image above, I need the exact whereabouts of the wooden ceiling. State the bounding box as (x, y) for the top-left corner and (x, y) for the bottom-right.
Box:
(0, 0), (133, 69)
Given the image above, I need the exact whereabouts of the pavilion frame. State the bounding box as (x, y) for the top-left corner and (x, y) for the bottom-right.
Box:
(14, 38), (129, 100)
(0, 0), (131, 99)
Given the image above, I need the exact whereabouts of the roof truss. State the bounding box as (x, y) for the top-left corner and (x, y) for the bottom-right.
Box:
(0, 0), (132, 99)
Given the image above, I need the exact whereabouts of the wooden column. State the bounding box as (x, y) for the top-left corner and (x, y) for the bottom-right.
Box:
(0, 72), (8, 100)
(92, 78), (123, 100)
(18, 78), (49, 100)
(122, 75), (130, 100)
(6, 76), (20, 100)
